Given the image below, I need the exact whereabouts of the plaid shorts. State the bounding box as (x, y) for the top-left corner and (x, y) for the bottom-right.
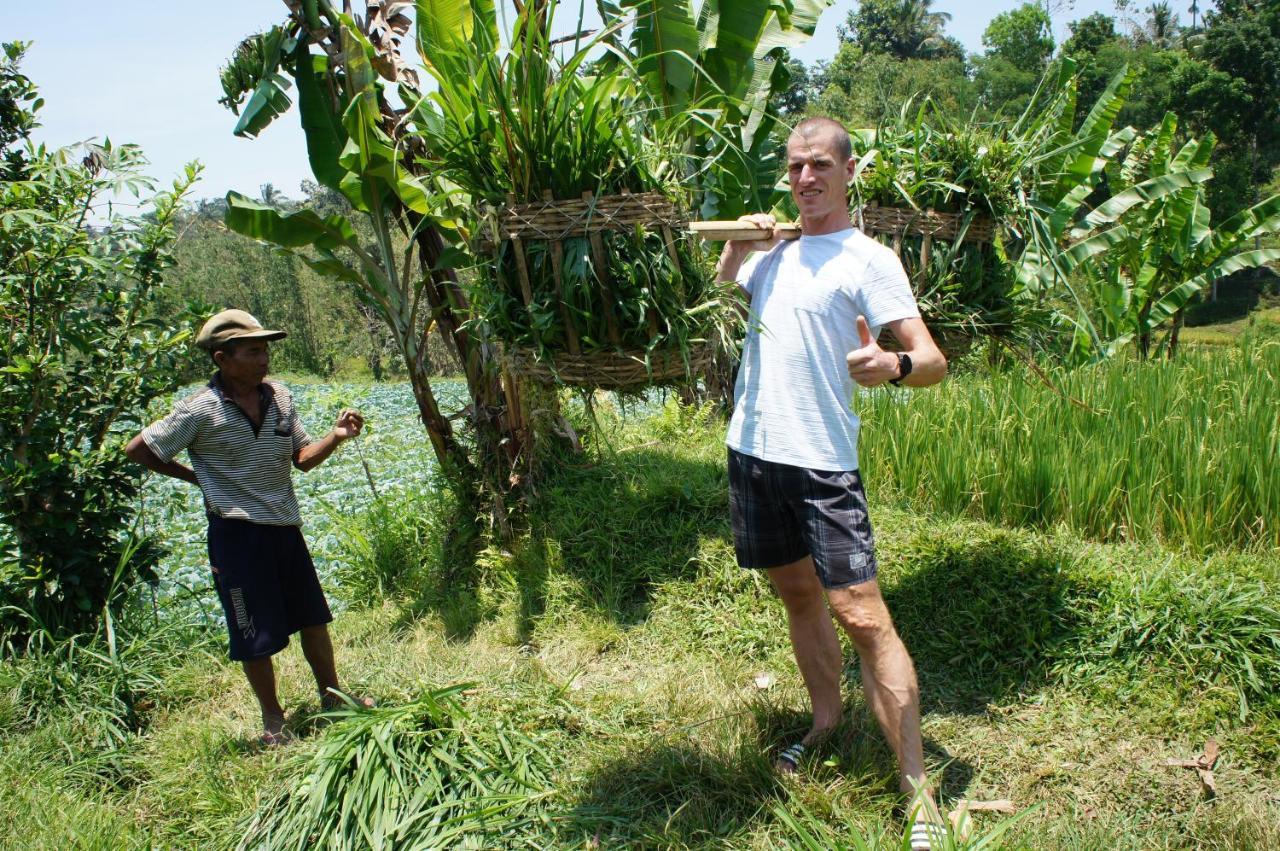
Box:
(727, 448), (878, 589)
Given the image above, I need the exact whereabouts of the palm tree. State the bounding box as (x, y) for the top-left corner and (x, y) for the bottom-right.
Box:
(1188, 0), (1200, 32)
(894, 0), (953, 57)
(845, 0), (954, 60)
(1145, 2), (1177, 48)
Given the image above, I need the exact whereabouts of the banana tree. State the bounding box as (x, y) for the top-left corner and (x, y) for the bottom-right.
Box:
(1050, 113), (1280, 359)
(218, 0), (515, 527)
(1009, 61), (1138, 342)
(600, 0), (835, 218)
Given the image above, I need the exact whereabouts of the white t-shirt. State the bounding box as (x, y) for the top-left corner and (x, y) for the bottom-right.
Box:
(726, 227), (920, 471)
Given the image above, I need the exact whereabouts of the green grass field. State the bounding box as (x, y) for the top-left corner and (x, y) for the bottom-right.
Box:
(2, 349), (1278, 849)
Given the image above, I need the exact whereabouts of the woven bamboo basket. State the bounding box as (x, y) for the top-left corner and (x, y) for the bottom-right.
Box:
(856, 202), (996, 361)
(481, 190), (716, 390)
(691, 202), (997, 361)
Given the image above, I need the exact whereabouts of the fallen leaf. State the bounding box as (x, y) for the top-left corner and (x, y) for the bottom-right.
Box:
(1164, 740), (1220, 798)
(956, 799), (1015, 814)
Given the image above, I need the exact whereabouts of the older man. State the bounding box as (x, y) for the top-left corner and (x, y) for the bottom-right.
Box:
(716, 116), (947, 848)
(126, 309), (369, 745)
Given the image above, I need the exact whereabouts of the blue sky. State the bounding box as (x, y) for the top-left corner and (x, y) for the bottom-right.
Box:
(8, 1), (1141, 207)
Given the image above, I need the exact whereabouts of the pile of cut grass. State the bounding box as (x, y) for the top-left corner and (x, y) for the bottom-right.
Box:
(238, 685), (553, 850)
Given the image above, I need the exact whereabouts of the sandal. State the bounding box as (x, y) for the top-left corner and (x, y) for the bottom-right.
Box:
(909, 817), (947, 851)
(907, 796), (947, 851)
(774, 741), (807, 775)
(259, 727), (291, 747)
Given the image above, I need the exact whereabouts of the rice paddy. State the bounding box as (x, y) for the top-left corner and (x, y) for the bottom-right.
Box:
(859, 340), (1280, 553)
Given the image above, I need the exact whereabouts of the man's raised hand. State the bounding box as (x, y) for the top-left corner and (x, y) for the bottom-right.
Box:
(846, 316), (900, 387)
(735, 213), (780, 253)
(334, 408), (365, 441)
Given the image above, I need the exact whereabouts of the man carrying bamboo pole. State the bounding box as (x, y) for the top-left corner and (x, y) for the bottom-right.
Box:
(715, 116), (947, 849)
(125, 309), (371, 746)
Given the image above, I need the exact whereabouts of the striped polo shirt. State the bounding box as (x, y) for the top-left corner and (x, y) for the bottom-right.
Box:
(142, 375), (313, 526)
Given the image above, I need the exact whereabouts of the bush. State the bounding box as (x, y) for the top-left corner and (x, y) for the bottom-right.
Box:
(0, 42), (201, 638)
(327, 480), (459, 606)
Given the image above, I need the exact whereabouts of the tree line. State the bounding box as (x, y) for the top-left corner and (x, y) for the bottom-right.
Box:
(779, 0), (1279, 221)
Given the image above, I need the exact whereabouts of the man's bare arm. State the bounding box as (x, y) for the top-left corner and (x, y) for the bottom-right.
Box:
(293, 409), (364, 473)
(846, 316), (947, 388)
(885, 316), (947, 387)
(125, 434), (199, 485)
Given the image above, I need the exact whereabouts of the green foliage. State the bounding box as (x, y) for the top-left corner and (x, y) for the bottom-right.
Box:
(327, 480), (459, 605)
(219, 4), (487, 495)
(839, 102), (1025, 340)
(981, 2), (1054, 73)
(859, 344), (1280, 553)
(405, 0), (740, 360)
(815, 48), (975, 127)
(1198, 0), (1280, 216)
(0, 588), (219, 775)
(614, 0), (836, 219)
(237, 685), (554, 849)
(1059, 114), (1280, 359)
(164, 195), (361, 377)
(0, 44), (201, 638)
(218, 26), (296, 139)
(771, 797), (1035, 849)
(0, 42), (40, 180)
(1055, 557), (1280, 719)
(838, 0), (958, 60)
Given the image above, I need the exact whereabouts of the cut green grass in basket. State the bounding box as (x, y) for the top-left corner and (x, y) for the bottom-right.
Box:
(405, 0), (736, 363)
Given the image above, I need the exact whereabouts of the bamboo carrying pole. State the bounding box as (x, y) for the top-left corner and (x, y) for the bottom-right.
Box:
(687, 221), (803, 241)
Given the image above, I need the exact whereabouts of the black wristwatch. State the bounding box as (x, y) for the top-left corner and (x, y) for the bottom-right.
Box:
(889, 352), (912, 386)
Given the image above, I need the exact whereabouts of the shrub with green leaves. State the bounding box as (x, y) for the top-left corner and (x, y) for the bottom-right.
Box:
(0, 42), (200, 638)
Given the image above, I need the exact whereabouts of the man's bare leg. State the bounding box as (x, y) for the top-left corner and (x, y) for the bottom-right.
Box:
(766, 556), (845, 767)
(299, 624), (340, 697)
(827, 579), (930, 801)
(300, 624), (372, 709)
(242, 656), (286, 740)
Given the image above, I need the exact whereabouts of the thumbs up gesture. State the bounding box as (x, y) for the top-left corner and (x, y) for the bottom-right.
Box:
(846, 316), (901, 387)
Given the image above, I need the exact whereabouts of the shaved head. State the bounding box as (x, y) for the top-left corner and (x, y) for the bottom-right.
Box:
(789, 116), (852, 163)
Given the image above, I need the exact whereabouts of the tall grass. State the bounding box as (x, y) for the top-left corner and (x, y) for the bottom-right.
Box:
(325, 480), (460, 606)
(860, 341), (1280, 552)
(0, 593), (220, 788)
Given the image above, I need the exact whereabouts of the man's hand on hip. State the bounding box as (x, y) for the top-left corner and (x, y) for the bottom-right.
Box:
(846, 316), (900, 387)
